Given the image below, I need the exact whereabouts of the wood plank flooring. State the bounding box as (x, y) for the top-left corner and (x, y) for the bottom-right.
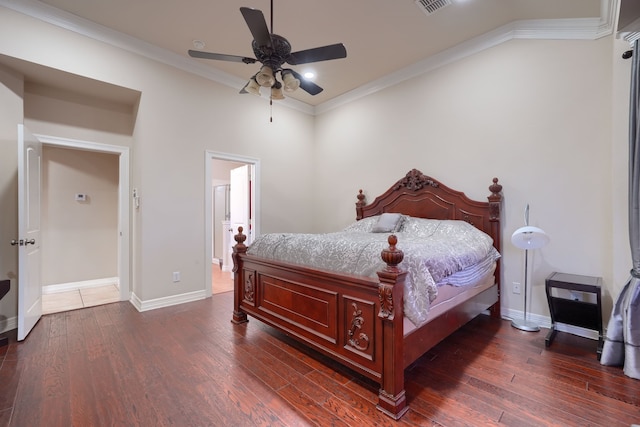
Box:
(1, 292), (639, 426)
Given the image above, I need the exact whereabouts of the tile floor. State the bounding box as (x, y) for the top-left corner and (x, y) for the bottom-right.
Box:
(212, 264), (234, 294)
(42, 266), (234, 315)
(42, 284), (120, 315)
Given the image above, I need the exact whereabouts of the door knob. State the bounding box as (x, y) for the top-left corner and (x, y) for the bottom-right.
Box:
(25, 239), (36, 245)
(10, 239), (23, 246)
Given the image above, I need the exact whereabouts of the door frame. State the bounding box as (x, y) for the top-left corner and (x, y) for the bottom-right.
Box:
(34, 133), (130, 302)
(205, 151), (260, 298)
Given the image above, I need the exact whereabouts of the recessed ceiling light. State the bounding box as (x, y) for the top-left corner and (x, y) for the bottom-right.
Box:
(192, 39), (206, 49)
(303, 71), (315, 79)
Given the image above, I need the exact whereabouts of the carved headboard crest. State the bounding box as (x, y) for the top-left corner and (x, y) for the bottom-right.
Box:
(392, 169), (438, 191)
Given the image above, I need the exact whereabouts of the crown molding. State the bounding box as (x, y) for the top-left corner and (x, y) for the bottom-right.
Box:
(0, 0), (616, 117)
(0, 0), (314, 115)
(318, 1), (616, 115)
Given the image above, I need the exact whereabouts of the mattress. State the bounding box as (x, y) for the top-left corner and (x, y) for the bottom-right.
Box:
(403, 263), (497, 335)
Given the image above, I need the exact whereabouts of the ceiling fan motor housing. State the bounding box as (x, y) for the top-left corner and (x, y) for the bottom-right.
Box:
(252, 34), (291, 71)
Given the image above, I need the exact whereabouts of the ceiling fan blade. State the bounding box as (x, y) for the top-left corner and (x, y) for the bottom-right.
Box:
(240, 7), (272, 48)
(188, 50), (256, 64)
(286, 69), (323, 96)
(287, 43), (347, 65)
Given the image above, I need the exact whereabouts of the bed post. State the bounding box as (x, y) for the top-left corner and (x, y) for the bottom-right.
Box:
(488, 178), (503, 319)
(376, 235), (409, 420)
(231, 226), (249, 324)
(355, 190), (366, 220)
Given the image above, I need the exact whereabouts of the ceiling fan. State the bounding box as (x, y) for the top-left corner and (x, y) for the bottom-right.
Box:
(188, 0), (347, 100)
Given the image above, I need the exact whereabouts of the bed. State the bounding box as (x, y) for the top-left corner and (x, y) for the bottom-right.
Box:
(231, 169), (503, 419)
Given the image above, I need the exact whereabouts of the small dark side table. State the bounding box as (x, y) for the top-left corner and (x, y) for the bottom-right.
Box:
(0, 279), (9, 347)
(545, 272), (603, 359)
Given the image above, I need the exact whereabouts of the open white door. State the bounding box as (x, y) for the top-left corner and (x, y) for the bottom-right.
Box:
(16, 125), (42, 341)
(230, 165), (252, 245)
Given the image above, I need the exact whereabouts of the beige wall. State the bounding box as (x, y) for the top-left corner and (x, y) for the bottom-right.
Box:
(0, 6), (316, 321)
(41, 146), (119, 285)
(314, 36), (628, 321)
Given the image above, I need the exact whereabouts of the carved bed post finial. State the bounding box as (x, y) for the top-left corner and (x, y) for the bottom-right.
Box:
(378, 235), (404, 320)
(380, 235), (403, 274)
(356, 189), (366, 220)
(232, 226), (249, 324)
(233, 226), (248, 254)
(487, 178), (502, 222)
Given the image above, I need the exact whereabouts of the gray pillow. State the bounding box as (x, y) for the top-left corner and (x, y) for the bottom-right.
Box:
(372, 213), (404, 233)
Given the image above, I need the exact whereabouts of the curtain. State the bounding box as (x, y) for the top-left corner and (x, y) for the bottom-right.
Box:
(600, 40), (640, 379)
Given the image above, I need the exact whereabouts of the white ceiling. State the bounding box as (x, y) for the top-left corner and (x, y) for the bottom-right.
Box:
(0, 0), (617, 111)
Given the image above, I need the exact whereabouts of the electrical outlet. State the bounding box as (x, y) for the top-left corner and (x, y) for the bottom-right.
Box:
(512, 282), (521, 294)
(172, 271), (181, 282)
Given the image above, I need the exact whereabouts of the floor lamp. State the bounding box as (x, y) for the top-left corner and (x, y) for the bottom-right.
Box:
(511, 204), (549, 332)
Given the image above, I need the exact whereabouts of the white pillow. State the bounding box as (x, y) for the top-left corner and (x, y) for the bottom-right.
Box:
(372, 213), (404, 233)
(342, 216), (380, 232)
(399, 217), (441, 237)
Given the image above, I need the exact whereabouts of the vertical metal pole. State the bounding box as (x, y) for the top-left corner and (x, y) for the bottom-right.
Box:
(523, 249), (528, 322)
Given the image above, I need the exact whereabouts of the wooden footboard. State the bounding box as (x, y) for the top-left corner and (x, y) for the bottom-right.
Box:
(232, 229), (410, 418)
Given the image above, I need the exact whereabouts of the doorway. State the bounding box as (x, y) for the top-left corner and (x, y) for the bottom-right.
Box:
(34, 134), (130, 312)
(205, 151), (259, 297)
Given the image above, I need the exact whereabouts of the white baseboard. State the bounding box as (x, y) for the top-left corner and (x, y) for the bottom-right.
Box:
(43, 277), (119, 295)
(1, 288), (205, 333)
(502, 307), (599, 341)
(0, 316), (17, 334)
(129, 289), (207, 312)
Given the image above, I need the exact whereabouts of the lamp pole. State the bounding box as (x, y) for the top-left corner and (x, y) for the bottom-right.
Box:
(511, 247), (540, 331)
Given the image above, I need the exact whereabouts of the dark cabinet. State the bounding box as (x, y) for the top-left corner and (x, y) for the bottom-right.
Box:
(545, 272), (603, 359)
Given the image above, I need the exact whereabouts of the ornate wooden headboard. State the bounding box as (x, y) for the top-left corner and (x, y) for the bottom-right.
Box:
(355, 169), (503, 254)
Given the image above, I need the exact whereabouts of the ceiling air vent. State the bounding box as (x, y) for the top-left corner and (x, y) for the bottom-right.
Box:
(415, 0), (451, 16)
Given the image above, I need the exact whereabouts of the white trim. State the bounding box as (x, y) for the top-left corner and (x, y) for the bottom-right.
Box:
(318, 14), (616, 114)
(502, 307), (600, 341)
(0, 0), (615, 117)
(0, 316), (17, 334)
(43, 277), (119, 294)
(34, 133), (131, 304)
(205, 151), (260, 299)
(129, 290), (206, 312)
(0, 0), (314, 116)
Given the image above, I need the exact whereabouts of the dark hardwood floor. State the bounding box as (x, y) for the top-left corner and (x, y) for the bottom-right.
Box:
(1, 291), (639, 426)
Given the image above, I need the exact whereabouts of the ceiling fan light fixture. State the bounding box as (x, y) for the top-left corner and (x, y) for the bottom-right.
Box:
(271, 82), (285, 100)
(281, 70), (300, 92)
(256, 65), (275, 87)
(243, 77), (261, 96)
(187, 1), (346, 101)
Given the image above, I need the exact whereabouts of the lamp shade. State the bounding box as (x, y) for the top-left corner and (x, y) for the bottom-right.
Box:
(242, 77), (261, 96)
(511, 226), (549, 250)
(256, 66), (275, 87)
(270, 83), (285, 100)
(281, 70), (300, 92)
